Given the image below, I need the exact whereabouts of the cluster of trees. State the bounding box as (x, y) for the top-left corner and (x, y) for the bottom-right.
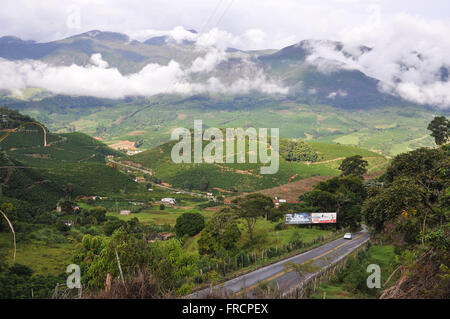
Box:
(0, 106), (36, 129)
(199, 177), (210, 191)
(197, 207), (241, 256)
(0, 203), (134, 297)
(174, 193), (279, 260)
(338, 155), (368, 178)
(363, 146), (449, 244)
(326, 244), (401, 297)
(0, 262), (64, 299)
(297, 155), (369, 231)
(175, 213), (205, 238)
(279, 139), (319, 162)
(103, 216), (144, 236)
(352, 116), (450, 298)
(198, 194), (285, 258)
(73, 228), (198, 295)
(301, 175), (366, 230)
(0, 197), (51, 233)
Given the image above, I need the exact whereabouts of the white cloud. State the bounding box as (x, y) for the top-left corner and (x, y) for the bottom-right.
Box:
(127, 26), (267, 51)
(188, 47), (227, 73)
(168, 26), (198, 43)
(0, 53), (287, 98)
(195, 28), (239, 50)
(90, 53), (108, 68)
(302, 13), (450, 108)
(327, 90), (347, 99)
(0, 21), (290, 98)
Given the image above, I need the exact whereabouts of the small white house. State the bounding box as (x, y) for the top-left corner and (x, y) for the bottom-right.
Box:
(161, 198), (177, 205)
(279, 199), (287, 203)
(120, 210), (131, 215)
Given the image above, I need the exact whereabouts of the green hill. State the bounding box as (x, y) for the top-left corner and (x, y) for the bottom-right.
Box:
(6, 94), (437, 156)
(2, 129), (121, 167)
(0, 152), (64, 209)
(0, 119), (141, 207)
(123, 137), (388, 194)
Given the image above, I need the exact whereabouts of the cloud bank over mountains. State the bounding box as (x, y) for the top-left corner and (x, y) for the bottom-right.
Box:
(306, 13), (450, 109)
(0, 21), (449, 108)
(0, 1), (449, 108)
(0, 34), (288, 99)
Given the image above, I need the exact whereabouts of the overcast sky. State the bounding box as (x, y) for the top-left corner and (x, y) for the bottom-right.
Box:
(1, 0), (449, 49)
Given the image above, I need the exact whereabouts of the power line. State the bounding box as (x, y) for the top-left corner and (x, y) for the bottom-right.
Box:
(198, 0), (225, 34)
(214, 0), (235, 30)
(168, 0), (236, 93)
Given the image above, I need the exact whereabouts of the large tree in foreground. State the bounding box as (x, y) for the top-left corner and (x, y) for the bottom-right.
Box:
(232, 193), (274, 241)
(363, 147), (449, 244)
(197, 207), (241, 256)
(427, 116), (450, 146)
(302, 175), (366, 230)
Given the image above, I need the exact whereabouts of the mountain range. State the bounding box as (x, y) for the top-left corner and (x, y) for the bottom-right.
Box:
(0, 30), (417, 108)
(0, 30), (447, 155)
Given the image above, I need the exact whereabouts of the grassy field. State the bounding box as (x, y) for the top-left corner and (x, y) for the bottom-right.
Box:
(106, 204), (216, 225)
(0, 233), (72, 276)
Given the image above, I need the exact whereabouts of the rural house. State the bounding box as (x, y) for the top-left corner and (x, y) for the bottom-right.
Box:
(161, 198), (177, 205)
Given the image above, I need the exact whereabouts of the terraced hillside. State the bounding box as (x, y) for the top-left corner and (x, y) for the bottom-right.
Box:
(122, 137), (389, 194)
(0, 121), (141, 207)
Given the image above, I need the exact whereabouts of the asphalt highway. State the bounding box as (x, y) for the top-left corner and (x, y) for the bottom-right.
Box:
(188, 229), (369, 298)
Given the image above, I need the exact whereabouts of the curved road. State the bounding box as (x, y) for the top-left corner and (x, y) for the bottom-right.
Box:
(188, 229), (369, 298)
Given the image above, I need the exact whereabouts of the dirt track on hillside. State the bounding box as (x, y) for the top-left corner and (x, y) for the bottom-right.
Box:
(224, 175), (332, 203)
(224, 170), (385, 204)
